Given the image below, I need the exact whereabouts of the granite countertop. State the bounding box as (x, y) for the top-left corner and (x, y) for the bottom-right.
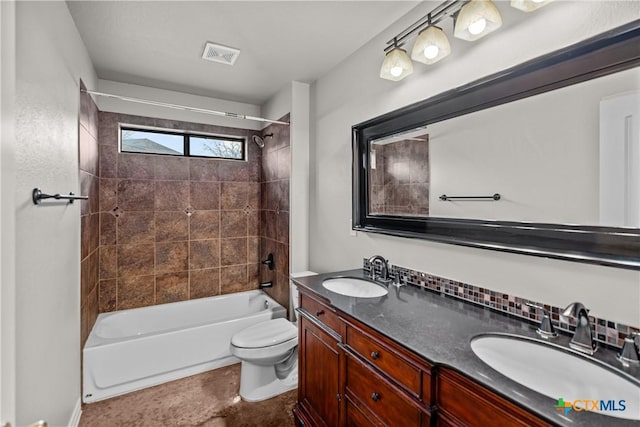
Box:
(292, 269), (640, 427)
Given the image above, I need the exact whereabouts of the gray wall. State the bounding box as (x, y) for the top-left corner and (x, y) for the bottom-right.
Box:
(8, 1), (96, 425)
(309, 1), (640, 327)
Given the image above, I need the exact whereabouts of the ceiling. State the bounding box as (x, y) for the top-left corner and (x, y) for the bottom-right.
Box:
(67, 1), (422, 105)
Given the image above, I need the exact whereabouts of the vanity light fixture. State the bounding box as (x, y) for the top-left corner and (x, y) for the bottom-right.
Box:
(453, 0), (502, 41)
(380, 39), (414, 81)
(510, 0), (554, 13)
(411, 24), (451, 65)
(380, 0), (551, 81)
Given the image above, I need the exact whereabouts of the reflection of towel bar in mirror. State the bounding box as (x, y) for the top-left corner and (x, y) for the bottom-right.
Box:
(439, 193), (501, 201)
(32, 188), (88, 205)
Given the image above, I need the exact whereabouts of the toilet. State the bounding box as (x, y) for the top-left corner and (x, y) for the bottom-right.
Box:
(230, 271), (316, 402)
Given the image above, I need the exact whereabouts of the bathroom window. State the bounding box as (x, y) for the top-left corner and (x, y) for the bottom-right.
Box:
(120, 125), (246, 160)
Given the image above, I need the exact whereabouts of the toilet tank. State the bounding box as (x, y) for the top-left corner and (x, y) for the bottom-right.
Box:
(289, 271), (317, 322)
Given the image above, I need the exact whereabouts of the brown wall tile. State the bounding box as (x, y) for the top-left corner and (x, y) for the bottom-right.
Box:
(97, 112), (261, 313)
(100, 213), (117, 245)
(99, 279), (117, 312)
(248, 237), (260, 264)
(118, 275), (155, 310)
(218, 161), (248, 182)
(117, 244), (155, 277)
(190, 210), (220, 240)
(118, 180), (155, 211)
(221, 182), (248, 210)
(190, 239), (220, 269)
(99, 144), (117, 178)
(98, 112), (118, 146)
(155, 156), (189, 181)
(156, 211), (189, 242)
(80, 171), (99, 215)
(248, 211), (259, 236)
(190, 268), (220, 299)
(220, 265), (249, 294)
(156, 272), (189, 304)
(156, 242), (188, 273)
(155, 181), (189, 211)
(118, 153), (155, 180)
(190, 158), (219, 181)
(221, 238), (247, 266)
(190, 182), (220, 210)
(276, 212), (289, 244)
(117, 211), (155, 245)
(79, 126), (98, 176)
(99, 178), (118, 212)
(220, 211), (247, 238)
(100, 245), (117, 280)
(260, 119), (290, 309)
(277, 146), (290, 180)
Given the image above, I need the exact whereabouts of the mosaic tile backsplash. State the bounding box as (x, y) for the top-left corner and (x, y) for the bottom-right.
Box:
(364, 259), (638, 350)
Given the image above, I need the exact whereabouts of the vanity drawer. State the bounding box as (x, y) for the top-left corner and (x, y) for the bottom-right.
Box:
(346, 325), (421, 396)
(300, 293), (342, 335)
(346, 354), (422, 427)
(437, 369), (550, 427)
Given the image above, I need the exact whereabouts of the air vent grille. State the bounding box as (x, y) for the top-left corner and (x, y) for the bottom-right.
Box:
(201, 42), (240, 66)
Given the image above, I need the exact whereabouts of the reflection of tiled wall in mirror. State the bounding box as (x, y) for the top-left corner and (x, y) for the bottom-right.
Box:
(369, 135), (429, 216)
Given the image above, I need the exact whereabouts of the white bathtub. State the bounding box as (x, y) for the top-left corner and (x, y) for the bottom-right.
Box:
(83, 290), (285, 403)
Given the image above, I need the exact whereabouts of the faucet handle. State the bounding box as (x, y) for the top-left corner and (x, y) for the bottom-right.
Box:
(526, 303), (558, 339)
(617, 331), (640, 367)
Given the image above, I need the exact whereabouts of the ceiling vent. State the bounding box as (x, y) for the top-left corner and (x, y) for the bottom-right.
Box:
(201, 42), (240, 66)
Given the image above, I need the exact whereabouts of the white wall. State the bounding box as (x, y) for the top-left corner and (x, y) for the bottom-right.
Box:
(97, 79), (262, 131)
(1, 1), (17, 424)
(10, 1), (96, 425)
(310, 1), (640, 327)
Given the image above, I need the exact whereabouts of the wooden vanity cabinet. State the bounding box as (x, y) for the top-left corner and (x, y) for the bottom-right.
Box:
(294, 288), (548, 427)
(436, 369), (551, 427)
(294, 293), (344, 427)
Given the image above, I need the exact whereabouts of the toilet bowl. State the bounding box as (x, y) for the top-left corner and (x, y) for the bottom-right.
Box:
(229, 272), (316, 402)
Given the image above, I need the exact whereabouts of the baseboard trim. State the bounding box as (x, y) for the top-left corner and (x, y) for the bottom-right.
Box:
(68, 398), (82, 427)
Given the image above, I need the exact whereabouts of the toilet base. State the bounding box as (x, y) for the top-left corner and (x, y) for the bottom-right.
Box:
(239, 359), (298, 402)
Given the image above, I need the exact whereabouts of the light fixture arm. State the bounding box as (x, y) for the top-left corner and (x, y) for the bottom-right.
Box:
(383, 0), (464, 52)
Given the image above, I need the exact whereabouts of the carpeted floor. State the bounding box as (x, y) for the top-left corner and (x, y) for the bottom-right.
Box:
(79, 364), (297, 427)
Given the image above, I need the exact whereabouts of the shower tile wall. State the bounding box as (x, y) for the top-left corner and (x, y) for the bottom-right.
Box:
(259, 115), (290, 310)
(79, 81), (100, 346)
(97, 112), (260, 312)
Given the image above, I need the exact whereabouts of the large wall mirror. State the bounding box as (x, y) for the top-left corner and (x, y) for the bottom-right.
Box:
(353, 20), (640, 270)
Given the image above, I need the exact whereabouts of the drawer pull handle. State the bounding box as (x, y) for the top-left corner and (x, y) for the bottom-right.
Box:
(371, 392), (381, 402)
(370, 351), (380, 360)
(316, 310), (325, 316)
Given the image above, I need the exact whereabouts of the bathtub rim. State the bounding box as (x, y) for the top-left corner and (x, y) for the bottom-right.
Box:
(85, 289), (285, 348)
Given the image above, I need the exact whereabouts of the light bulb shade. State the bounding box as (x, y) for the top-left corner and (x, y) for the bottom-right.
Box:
(454, 0), (502, 41)
(380, 47), (413, 81)
(511, 0), (553, 12)
(411, 26), (451, 65)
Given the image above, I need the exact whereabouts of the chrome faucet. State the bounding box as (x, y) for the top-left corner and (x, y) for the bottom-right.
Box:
(525, 303), (557, 339)
(560, 302), (597, 355)
(617, 332), (640, 367)
(367, 255), (391, 284)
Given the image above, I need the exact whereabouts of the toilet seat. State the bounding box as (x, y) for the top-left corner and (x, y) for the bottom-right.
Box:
(231, 318), (297, 349)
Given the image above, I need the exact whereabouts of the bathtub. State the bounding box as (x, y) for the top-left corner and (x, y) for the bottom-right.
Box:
(83, 290), (285, 403)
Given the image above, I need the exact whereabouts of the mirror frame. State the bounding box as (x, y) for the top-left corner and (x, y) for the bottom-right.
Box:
(352, 20), (640, 270)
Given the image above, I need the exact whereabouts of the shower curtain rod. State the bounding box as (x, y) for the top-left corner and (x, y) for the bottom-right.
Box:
(81, 89), (290, 126)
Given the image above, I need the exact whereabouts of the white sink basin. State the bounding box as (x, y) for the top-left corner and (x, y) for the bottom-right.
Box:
(471, 334), (640, 420)
(322, 278), (388, 298)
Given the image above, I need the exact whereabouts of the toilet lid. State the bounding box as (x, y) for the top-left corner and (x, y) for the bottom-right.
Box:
(231, 318), (297, 348)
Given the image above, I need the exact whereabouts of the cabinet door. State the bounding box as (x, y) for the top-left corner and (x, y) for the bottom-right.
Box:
(298, 315), (341, 426)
